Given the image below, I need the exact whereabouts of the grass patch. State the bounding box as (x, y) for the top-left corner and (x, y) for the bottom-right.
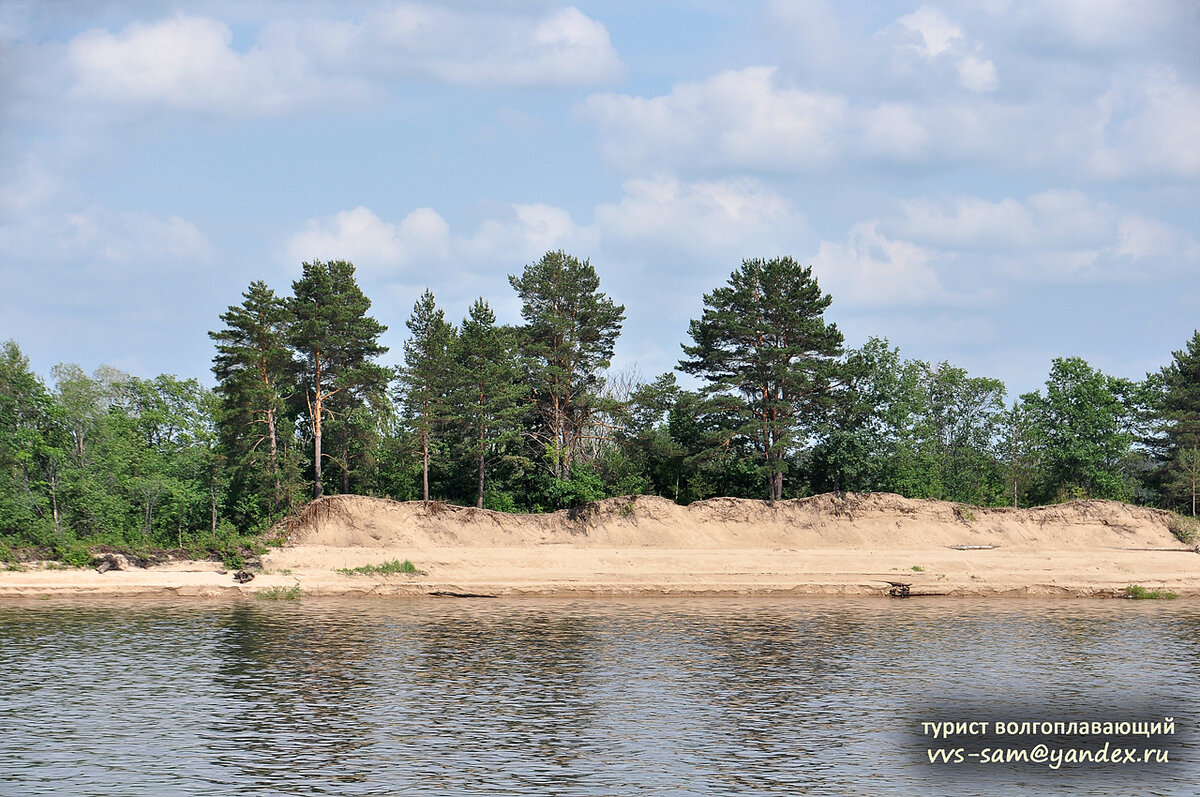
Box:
(1124, 584), (1178, 600)
(337, 559), (424, 576)
(911, 565), (924, 572)
(257, 585), (303, 601)
(1167, 513), (1198, 546)
(955, 506), (978, 523)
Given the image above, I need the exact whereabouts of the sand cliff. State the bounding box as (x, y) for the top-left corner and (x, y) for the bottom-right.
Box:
(1, 493), (1197, 598)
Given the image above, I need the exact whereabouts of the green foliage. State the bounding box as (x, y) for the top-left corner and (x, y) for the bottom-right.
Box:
(288, 259), (389, 500)
(546, 464), (606, 508)
(257, 585), (303, 601)
(337, 558), (423, 575)
(1022, 357), (1142, 502)
(220, 548), (246, 571)
(1124, 584), (1178, 600)
(911, 565), (924, 572)
(509, 250), (625, 480)
(397, 289), (456, 502)
(681, 257), (843, 500)
(450, 299), (527, 508)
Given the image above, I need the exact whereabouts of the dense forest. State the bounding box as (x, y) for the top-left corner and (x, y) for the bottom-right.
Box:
(4, 251), (1200, 562)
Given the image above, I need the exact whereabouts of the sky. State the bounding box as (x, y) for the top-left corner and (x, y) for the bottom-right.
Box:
(2, 0), (1198, 399)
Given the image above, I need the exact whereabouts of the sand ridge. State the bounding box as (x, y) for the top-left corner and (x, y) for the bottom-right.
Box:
(2, 493), (1197, 599)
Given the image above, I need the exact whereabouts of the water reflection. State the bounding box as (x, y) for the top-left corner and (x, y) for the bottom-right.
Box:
(0, 598), (1196, 797)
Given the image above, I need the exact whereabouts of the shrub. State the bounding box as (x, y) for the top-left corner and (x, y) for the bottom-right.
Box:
(1166, 514), (1198, 546)
(337, 559), (424, 576)
(1125, 584), (1178, 600)
(257, 585), (303, 601)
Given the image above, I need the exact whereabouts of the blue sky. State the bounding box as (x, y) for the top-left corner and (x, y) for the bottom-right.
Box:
(2, 0), (1198, 398)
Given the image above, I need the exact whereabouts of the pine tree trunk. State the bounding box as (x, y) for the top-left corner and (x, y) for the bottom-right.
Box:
(313, 419), (323, 499)
(267, 406), (281, 507)
(341, 433), (350, 494)
(477, 452), (485, 509)
(313, 355), (324, 500)
(422, 428), (430, 503)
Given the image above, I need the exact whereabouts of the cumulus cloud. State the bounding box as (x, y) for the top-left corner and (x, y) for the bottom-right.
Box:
(595, 175), (806, 257)
(66, 15), (369, 115)
(583, 67), (847, 173)
(373, 5), (622, 87)
(1087, 66), (1200, 179)
(287, 202), (596, 283)
(60, 5), (622, 116)
(894, 5), (998, 92)
(888, 189), (1199, 283)
(811, 222), (951, 306)
(1, 201), (210, 269)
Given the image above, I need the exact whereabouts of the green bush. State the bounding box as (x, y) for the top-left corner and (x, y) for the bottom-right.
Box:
(547, 465), (606, 509)
(1125, 584), (1178, 600)
(257, 585), (302, 601)
(337, 559), (423, 576)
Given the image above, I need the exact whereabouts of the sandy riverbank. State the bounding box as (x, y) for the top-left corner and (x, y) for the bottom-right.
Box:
(2, 493), (1198, 599)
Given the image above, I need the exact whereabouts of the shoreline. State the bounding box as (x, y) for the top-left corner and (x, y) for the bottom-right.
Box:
(4, 493), (1197, 600)
(2, 547), (1197, 600)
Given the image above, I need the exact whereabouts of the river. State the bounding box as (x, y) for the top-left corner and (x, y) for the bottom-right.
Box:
(1, 597), (1196, 796)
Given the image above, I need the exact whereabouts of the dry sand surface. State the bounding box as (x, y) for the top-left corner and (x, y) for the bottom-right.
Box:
(2, 493), (1198, 599)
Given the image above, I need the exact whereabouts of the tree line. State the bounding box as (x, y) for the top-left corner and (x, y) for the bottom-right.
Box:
(4, 251), (1200, 560)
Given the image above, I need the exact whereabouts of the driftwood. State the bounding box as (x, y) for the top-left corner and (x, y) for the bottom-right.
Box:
(233, 570), (255, 584)
(948, 544), (999, 551)
(427, 590), (495, 598)
(885, 581), (911, 598)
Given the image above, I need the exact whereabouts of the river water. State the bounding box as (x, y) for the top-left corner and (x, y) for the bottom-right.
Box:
(1, 597), (1196, 796)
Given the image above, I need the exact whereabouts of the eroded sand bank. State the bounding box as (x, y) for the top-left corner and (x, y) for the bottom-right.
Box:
(2, 493), (1197, 599)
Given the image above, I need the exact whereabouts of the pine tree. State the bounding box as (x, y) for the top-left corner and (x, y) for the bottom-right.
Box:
(1153, 331), (1200, 511)
(288, 260), (388, 500)
(680, 257), (843, 501)
(209, 281), (293, 517)
(452, 299), (525, 508)
(397, 289), (455, 503)
(509, 250), (625, 478)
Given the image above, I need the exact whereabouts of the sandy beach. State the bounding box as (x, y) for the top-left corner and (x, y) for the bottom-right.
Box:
(2, 493), (1197, 599)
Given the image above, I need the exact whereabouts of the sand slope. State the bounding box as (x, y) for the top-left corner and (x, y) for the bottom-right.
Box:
(2, 493), (1197, 599)
(281, 492), (1187, 551)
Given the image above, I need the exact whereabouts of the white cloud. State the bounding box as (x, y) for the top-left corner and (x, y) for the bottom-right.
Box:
(583, 66), (847, 172)
(811, 221), (951, 306)
(895, 189), (1110, 250)
(1087, 66), (1200, 179)
(287, 206), (450, 276)
(60, 6), (622, 116)
(287, 202), (596, 282)
(895, 5), (998, 92)
(1, 203), (210, 268)
(889, 189), (1199, 283)
(595, 175), (806, 257)
(1003, 0), (1196, 55)
(66, 15), (368, 115)
(860, 103), (930, 161)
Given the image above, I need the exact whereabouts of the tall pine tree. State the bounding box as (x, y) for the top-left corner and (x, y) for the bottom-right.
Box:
(397, 289), (455, 503)
(452, 299), (524, 508)
(288, 260), (387, 500)
(681, 257), (843, 501)
(509, 251), (625, 479)
(1153, 331), (1200, 512)
(209, 280), (294, 519)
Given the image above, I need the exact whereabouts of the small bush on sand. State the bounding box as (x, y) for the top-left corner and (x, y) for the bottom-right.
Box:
(257, 585), (303, 601)
(1124, 585), (1178, 600)
(337, 559), (424, 576)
